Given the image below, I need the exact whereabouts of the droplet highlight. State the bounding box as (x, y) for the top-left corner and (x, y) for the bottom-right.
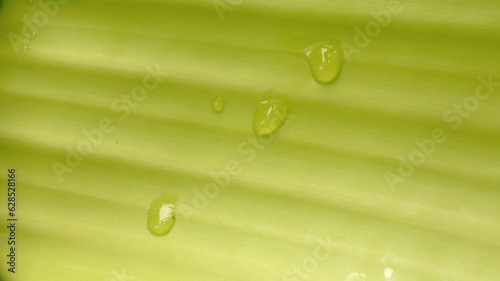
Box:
(30, 31), (37, 39)
(211, 96), (225, 113)
(252, 98), (289, 136)
(147, 199), (176, 236)
(304, 40), (343, 84)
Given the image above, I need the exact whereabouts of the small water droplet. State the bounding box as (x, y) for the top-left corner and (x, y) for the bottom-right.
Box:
(30, 31), (37, 39)
(252, 98), (289, 136)
(304, 40), (343, 84)
(147, 199), (176, 236)
(22, 43), (30, 53)
(211, 96), (225, 113)
(383, 267), (394, 279)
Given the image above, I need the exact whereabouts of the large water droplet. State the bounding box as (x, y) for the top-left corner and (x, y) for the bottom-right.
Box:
(304, 40), (343, 84)
(211, 96), (225, 113)
(383, 267), (394, 279)
(147, 199), (176, 236)
(252, 98), (289, 136)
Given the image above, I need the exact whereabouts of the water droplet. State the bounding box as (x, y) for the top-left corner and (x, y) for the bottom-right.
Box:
(304, 40), (343, 84)
(147, 199), (175, 236)
(30, 31), (37, 39)
(211, 96), (225, 113)
(383, 267), (394, 279)
(345, 272), (366, 281)
(252, 98), (289, 136)
(22, 43), (30, 53)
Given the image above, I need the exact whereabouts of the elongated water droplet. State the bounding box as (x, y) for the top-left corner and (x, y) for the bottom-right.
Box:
(147, 199), (176, 236)
(345, 272), (366, 281)
(253, 98), (289, 136)
(30, 31), (37, 39)
(211, 96), (224, 113)
(304, 40), (343, 84)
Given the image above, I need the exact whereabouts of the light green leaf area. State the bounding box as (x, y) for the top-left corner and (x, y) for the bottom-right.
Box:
(0, 0), (499, 280)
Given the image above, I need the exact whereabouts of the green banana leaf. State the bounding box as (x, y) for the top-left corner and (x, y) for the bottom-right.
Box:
(0, 0), (499, 280)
